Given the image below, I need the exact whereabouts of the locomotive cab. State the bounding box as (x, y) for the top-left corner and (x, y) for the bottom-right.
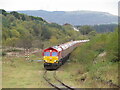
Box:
(43, 47), (61, 69)
(43, 51), (59, 63)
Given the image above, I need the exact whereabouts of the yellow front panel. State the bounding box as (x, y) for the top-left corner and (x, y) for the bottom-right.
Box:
(43, 56), (58, 63)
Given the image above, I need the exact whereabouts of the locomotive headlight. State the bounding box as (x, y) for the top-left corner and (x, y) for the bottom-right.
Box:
(54, 60), (56, 62)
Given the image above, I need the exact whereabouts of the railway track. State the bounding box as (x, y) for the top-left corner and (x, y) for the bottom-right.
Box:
(43, 70), (75, 90)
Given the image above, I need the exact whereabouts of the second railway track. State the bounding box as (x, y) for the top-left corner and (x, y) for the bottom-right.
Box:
(43, 70), (75, 90)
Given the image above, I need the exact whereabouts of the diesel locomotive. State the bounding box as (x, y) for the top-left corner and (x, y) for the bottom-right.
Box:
(42, 40), (89, 70)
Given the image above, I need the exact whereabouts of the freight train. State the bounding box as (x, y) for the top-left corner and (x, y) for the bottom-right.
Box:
(42, 40), (89, 70)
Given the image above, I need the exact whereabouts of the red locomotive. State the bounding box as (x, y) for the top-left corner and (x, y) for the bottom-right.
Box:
(42, 40), (89, 70)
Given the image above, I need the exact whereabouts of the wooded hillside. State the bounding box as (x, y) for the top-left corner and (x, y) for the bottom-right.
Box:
(1, 10), (82, 49)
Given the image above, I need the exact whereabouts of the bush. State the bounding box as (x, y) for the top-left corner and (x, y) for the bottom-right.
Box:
(2, 52), (6, 56)
(6, 48), (22, 52)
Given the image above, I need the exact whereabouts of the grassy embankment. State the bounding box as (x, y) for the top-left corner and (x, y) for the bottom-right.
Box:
(57, 29), (119, 88)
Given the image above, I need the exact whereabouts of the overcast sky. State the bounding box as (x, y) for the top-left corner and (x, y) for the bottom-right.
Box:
(0, 0), (119, 15)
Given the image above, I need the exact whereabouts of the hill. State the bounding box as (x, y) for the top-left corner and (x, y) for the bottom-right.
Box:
(17, 10), (117, 25)
(1, 9), (82, 49)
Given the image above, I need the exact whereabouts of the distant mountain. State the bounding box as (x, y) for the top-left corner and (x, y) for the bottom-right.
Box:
(17, 10), (117, 25)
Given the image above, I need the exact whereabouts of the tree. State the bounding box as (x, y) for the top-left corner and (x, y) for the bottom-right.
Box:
(79, 25), (94, 35)
(89, 30), (96, 36)
(32, 40), (44, 49)
(17, 36), (33, 49)
(1, 9), (8, 16)
(5, 37), (19, 47)
(10, 11), (20, 19)
(49, 36), (58, 45)
(41, 26), (51, 40)
(10, 29), (20, 38)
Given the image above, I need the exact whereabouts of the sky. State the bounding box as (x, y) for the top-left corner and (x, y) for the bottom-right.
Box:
(0, 0), (119, 15)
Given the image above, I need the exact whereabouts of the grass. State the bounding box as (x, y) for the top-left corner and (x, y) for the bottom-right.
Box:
(2, 55), (50, 88)
(57, 58), (118, 88)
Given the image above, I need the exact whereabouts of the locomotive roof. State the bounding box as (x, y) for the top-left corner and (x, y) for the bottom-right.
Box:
(43, 47), (58, 52)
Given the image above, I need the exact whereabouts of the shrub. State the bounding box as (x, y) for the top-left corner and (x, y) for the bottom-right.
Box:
(2, 52), (6, 56)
